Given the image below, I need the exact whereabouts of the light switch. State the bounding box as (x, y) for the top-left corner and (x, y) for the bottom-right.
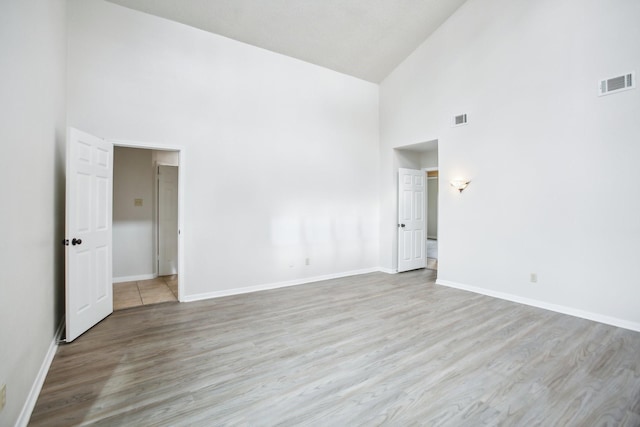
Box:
(134, 198), (143, 207)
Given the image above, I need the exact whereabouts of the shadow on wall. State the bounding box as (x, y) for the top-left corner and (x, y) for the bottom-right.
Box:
(54, 127), (66, 327)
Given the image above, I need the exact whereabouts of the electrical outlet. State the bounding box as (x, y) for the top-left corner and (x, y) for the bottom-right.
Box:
(305, 258), (310, 266)
(530, 273), (538, 283)
(1, 383), (6, 411)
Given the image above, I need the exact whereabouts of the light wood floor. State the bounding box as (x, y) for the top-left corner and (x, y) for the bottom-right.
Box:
(113, 275), (178, 310)
(30, 270), (640, 426)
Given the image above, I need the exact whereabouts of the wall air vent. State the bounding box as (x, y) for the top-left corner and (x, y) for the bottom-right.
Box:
(599, 72), (635, 96)
(452, 113), (468, 127)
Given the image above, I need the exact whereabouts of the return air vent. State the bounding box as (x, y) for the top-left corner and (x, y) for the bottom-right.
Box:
(452, 113), (468, 127)
(599, 72), (635, 96)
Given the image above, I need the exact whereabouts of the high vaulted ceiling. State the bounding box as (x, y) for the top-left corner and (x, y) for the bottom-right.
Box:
(105, 0), (467, 83)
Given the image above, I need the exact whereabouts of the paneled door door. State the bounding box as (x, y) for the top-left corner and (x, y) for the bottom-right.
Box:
(397, 168), (426, 272)
(65, 128), (113, 342)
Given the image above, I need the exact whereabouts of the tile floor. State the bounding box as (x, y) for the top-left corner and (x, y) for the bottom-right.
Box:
(113, 275), (178, 310)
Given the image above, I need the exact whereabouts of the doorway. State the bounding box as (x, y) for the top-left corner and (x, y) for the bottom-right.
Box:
(111, 145), (183, 310)
(393, 140), (438, 274)
(64, 128), (186, 341)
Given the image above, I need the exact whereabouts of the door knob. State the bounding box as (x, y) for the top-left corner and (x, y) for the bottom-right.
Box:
(398, 224), (406, 228)
(72, 238), (82, 246)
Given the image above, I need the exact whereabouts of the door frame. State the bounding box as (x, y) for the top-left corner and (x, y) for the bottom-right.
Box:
(156, 164), (179, 277)
(422, 167), (439, 240)
(422, 167), (438, 269)
(110, 139), (186, 302)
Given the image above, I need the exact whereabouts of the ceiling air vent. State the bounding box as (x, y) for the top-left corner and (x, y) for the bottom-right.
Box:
(599, 72), (635, 96)
(452, 113), (468, 127)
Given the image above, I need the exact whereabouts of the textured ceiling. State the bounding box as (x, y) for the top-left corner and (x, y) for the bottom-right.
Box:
(105, 0), (467, 83)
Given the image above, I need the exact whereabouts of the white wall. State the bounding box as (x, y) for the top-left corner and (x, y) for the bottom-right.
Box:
(113, 147), (155, 280)
(67, 0), (380, 298)
(380, 0), (640, 327)
(420, 150), (438, 169)
(0, 0), (66, 425)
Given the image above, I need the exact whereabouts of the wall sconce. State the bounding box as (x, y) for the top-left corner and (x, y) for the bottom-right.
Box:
(450, 178), (471, 193)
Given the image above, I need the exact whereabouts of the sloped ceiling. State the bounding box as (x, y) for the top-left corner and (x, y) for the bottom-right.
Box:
(105, 0), (467, 83)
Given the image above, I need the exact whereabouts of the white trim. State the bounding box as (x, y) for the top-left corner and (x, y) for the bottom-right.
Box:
(109, 139), (185, 152)
(112, 273), (157, 283)
(183, 268), (380, 302)
(378, 267), (398, 274)
(436, 279), (640, 333)
(15, 319), (65, 427)
(109, 139), (186, 302)
(156, 164), (180, 278)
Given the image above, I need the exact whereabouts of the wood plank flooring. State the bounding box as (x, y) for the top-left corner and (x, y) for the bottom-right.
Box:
(30, 270), (640, 426)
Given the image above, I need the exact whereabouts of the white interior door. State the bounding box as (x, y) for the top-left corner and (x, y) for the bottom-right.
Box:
(65, 128), (113, 342)
(397, 168), (426, 272)
(158, 165), (178, 276)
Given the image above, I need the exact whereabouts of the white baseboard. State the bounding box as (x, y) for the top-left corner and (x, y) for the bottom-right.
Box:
(15, 318), (65, 427)
(377, 267), (397, 274)
(436, 279), (640, 333)
(183, 267), (380, 302)
(112, 273), (157, 283)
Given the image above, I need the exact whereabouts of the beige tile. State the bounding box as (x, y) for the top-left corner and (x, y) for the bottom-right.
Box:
(138, 278), (168, 289)
(114, 296), (143, 310)
(139, 282), (177, 305)
(165, 279), (178, 298)
(114, 277), (178, 309)
(113, 285), (143, 310)
(114, 281), (138, 292)
(113, 286), (141, 299)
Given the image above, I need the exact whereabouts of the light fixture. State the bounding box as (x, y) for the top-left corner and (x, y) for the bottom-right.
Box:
(450, 178), (471, 193)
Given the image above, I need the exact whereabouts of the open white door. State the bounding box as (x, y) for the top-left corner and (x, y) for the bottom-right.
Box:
(158, 165), (178, 276)
(65, 128), (113, 342)
(397, 168), (426, 272)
